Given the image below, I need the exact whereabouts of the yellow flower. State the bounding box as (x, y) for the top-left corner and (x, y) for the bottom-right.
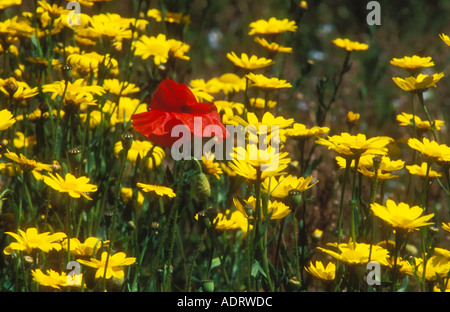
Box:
(248, 17), (297, 36)
(114, 139), (165, 169)
(202, 152), (223, 180)
(77, 251), (136, 279)
(317, 240), (390, 266)
(407, 137), (450, 162)
(13, 131), (36, 149)
(226, 52), (274, 71)
(233, 195), (291, 220)
(0, 109), (15, 130)
(305, 261), (335, 281)
(67, 52), (119, 77)
(103, 97), (147, 126)
(406, 162), (442, 178)
(346, 111), (360, 129)
(86, 13), (133, 40)
(262, 175), (318, 199)
(32, 269), (83, 289)
(229, 145), (290, 182)
(4, 227), (66, 255)
(0, 78), (38, 101)
(246, 72), (292, 90)
(254, 37), (292, 53)
(42, 78), (105, 108)
(413, 254), (450, 281)
(167, 38), (190, 61)
(206, 73), (246, 95)
(233, 111), (294, 134)
(215, 101), (245, 121)
(103, 79), (140, 96)
(137, 183), (176, 198)
(390, 55), (434, 71)
(439, 33), (450, 46)
(121, 187), (145, 208)
(284, 123), (329, 141)
(0, 0), (21, 10)
(442, 222), (450, 233)
(4, 151), (52, 180)
(63, 237), (109, 257)
(332, 38), (369, 52)
(204, 210), (251, 234)
(147, 8), (190, 24)
(316, 133), (393, 159)
(43, 172), (98, 200)
(350, 155), (404, 180)
(397, 112), (444, 131)
(392, 73), (444, 93)
(370, 199), (434, 232)
(133, 34), (189, 65)
(249, 97), (277, 109)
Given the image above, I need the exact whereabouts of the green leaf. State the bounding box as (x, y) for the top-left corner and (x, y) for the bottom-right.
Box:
(251, 261), (266, 278)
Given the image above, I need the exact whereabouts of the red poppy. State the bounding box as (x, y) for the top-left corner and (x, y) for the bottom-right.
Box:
(131, 78), (228, 148)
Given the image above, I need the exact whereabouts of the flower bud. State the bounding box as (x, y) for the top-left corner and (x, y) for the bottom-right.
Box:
(61, 64), (73, 82)
(121, 130), (134, 153)
(3, 77), (18, 98)
(201, 279), (214, 292)
(68, 147), (82, 168)
(193, 172), (210, 202)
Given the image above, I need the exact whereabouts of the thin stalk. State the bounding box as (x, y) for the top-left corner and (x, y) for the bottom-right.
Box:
(337, 159), (351, 244)
(417, 92), (438, 141)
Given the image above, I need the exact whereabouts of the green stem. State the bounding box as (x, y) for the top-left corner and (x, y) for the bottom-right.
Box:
(337, 159), (351, 244)
(254, 167), (274, 291)
(417, 92), (438, 141)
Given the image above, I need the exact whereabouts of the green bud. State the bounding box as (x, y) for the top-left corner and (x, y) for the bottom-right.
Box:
(68, 147), (82, 167)
(193, 173), (210, 202)
(121, 130), (134, 152)
(289, 189), (302, 208)
(61, 64), (73, 82)
(201, 279), (214, 292)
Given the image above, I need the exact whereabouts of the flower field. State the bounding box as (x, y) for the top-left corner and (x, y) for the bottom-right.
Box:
(0, 0), (449, 293)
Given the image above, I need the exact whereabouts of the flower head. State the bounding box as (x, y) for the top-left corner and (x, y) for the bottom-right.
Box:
(131, 78), (228, 148)
(63, 237), (108, 257)
(248, 17), (297, 36)
(262, 175), (318, 199)
(4, 227), (66, 255)
(43, 172), (98, 200)
(77, 251), (136, 279)
(439, 33), (450, 46)
(392, 73), (444, 93)
(0, 109), (16, 131)
(332, 38), (369, 52)
(370, 199), (434, 232)
(390, 55), (434, 71)
(315, 133), (393, 159)
(229, 144), (290, 181)
(4, 151), (52, 180)
(114, 139), (165, 169)
(406, 162), (442, 178)
(226, 52), (274, 71)
(397, 112), (444, 131)
(305, 261), (335, 281)
(32, 269), (83, 289)
(407, 137), (450, 162)
(284, 123), (329, 141)
(317, 240), (390, 266)
(42, 78), (105, 108)
(202, 152), (223, 180)
(246, 73), (292, 90)
(133, 34), (189, 65)
(137, 182), (176, 198)
(233, 195), (291, 220)
(254, 37), (292, 53)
